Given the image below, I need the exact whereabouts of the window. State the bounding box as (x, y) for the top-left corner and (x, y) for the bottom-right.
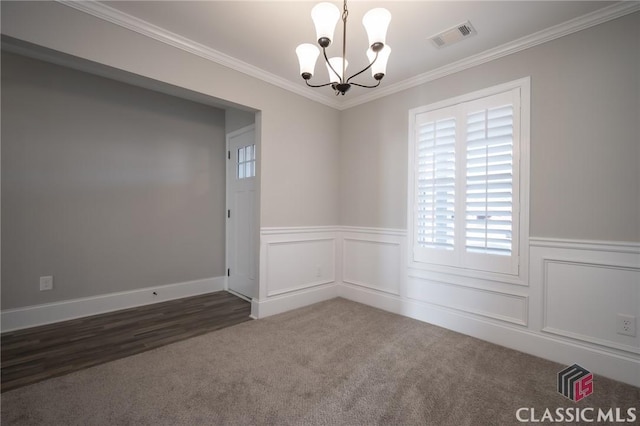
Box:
(237, 144), (256, 179)
(409, 79), (529, 277)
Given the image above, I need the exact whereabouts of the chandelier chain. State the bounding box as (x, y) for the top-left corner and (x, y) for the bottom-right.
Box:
(341, 0), (348, 90)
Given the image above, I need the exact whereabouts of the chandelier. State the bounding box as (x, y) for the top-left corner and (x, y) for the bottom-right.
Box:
(295, 1), (391, 96)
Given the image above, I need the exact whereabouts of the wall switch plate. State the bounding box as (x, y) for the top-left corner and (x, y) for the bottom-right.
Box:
(40, 275), (54, 291)
(616, 314), (636, 337)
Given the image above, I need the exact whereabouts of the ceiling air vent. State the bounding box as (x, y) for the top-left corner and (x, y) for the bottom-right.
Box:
(430, 21), (477, 49)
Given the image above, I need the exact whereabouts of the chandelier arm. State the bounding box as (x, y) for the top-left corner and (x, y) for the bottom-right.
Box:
(350, 80), (382, 89)
(346, 51), (378, 84)
(305, 80), (334, 88)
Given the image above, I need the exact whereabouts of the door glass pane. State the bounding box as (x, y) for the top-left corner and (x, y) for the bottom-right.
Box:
(236, 144), (256, 180)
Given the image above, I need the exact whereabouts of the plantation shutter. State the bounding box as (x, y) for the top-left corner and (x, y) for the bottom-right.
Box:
(416, 116), (456, 251)
(465, 104), (514, 256)
(410, 85), (521, 275)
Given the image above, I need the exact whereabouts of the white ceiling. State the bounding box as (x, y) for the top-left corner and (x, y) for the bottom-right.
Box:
(90, 1), (628, 108)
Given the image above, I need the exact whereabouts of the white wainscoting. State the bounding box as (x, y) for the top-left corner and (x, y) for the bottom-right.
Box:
(253, 227), (340, 318)
(529, 238), (640, 381)
(338, 228), (529, 328)
(341, 227), (405, 296)
(406, 277), (528, 326)
(1, 276), (225, 332)
(542, 260), (639, 353)
(265, 237), (335, 297)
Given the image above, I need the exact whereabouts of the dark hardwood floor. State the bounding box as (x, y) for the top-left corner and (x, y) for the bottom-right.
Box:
(1, 291), (252, 393)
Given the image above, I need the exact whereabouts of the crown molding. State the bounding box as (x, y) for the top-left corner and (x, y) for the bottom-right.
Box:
(57, 0), (343, 110)
(340, 1), (640, 109)
(58, 1), (638, 111)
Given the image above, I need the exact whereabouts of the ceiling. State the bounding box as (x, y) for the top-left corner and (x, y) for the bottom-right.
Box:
(84, 1), (628, 108)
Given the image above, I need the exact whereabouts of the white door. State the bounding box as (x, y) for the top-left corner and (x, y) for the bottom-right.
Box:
(226, 125), (257, 300)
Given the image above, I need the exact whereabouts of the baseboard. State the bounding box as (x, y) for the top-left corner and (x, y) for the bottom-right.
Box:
(338, 282), (405, 313)
(1, 276), (225, 332)
(251, 283), (338, 319)
(339, 283), (640, 388)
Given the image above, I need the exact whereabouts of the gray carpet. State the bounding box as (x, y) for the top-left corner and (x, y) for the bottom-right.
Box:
(1, 298), (638, 425)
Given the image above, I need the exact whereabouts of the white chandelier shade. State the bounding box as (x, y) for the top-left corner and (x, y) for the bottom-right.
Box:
(326, 57), (348, 83)
(366, 45), (391, 78)
(362, 8), (392, 49)
(311, 2), (341, 46)
(296, 44), (320, 77)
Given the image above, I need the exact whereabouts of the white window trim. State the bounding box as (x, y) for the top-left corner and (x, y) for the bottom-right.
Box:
(407, 77), (530, 286)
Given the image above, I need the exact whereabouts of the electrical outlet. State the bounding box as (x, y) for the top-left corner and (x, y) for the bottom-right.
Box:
(616, 314), (636, 337)
(39, 276), (54, 291)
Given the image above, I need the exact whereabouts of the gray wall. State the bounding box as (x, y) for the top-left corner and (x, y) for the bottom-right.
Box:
(225, 108), (255, 134)
(340, 12), (640, 242)
(1, 0), (341, 231)
(1, 52), (227, 309)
